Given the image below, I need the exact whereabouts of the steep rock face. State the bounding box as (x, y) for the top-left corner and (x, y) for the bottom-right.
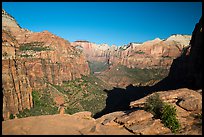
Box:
(159, 16), (202, 89)
(71, 35), (191, 69)
(186, 17), (202, 89)
(2, 29), (33, 120)
(120, 38), (187, 68)
(15, 31), (90, 89)
(2, 29), (17, 59)
(2, 59), (33, 120)
(71, 41), (120, 63)
(2, 9), (90, 120)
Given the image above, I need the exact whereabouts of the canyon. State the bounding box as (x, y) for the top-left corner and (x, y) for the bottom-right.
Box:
(71, 34), (191, 69)
(2, 9), (202, 135)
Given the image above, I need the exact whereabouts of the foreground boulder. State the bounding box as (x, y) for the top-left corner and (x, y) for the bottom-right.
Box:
(130, 88), (202, 135)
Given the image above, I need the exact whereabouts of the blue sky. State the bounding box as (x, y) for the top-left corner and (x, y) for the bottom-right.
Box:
(2, 2), (202, 46)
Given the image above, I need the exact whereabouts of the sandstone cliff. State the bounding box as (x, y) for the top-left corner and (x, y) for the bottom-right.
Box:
(2, 9), (90, 120)
(71, 35), (191, 69)
(2, 29), (33, 120)
(2, 10), (202, 135)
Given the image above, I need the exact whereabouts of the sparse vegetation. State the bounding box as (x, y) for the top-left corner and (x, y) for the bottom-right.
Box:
(17, 90), (58, 118)
(9, 114), (15, 119)
(117, 65), (169, 84)
(65, 107), (80, 115)
(144, 93), (180, 133)
(20, 54), (33, 58)
(135, 50), (145, 54)
(19, 42), (50, 52)
(144, 93), (163, 118)
(161, 103), (180, 133)
(50, 75), (109, 116)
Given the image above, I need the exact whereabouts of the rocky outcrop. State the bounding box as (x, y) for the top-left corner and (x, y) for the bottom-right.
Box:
(2, 88), (202, 135)
(2, 112), (132, 135)
(114, 110), (171, 135)
(2, 9), (21, 31)
(2, 9), (90, 120)
(130, 88), (202, 134)
(15, 31), (90, 89)
(130, 88), (202, 111)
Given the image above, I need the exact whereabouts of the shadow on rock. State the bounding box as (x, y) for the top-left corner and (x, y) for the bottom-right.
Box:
(93, 54), (202, 118)
(94, 17), (202, 119)
(93, 81), (167, 118)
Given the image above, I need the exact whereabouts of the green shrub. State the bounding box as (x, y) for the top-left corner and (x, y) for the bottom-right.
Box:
(144, 93), (163, 118)
(161, 103), (180, 133)
(9, 113), (15, 119)
(65, 107), (80, 115)
(144, 93), (180, 133)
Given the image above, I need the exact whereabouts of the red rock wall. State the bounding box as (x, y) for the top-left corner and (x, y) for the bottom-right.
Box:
(2, 59), (33, 120)
(2, 9), (90, 120)
(72, 38), (188, 69)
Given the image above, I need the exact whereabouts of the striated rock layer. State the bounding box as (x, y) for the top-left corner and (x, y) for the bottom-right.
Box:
(71, 35), (191, 69)
(2, 9), (90, 120)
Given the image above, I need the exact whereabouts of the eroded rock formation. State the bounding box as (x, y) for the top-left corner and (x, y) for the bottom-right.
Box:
(2, 9), (90, 120)
(2, 9), (202, 135)
(71, 35), (191, 69)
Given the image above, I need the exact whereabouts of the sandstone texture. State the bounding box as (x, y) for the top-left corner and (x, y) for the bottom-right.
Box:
(2, 112), (132, 135)
(2, 9), (90, 120)
(71, 34), (191, 69)
(130, 88), (202, 134)
(2, 9), (202, 135)
(2, 88), (202, 135)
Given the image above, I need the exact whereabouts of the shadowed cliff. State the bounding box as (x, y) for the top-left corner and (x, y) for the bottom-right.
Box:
(93, 16), (202, 118)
